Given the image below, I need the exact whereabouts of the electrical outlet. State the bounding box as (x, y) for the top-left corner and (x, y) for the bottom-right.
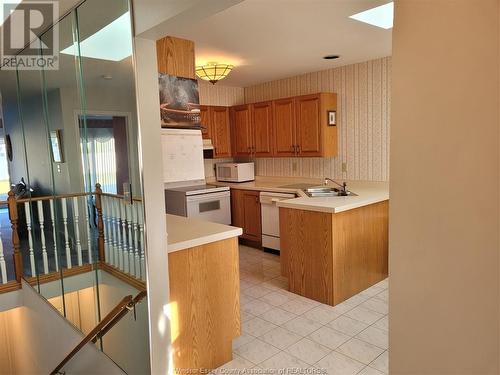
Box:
(292, 161), (298, 172)
(341, 162), (347, 173)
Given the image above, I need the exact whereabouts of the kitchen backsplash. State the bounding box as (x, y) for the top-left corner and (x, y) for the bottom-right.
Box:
(245, 56), (391, 182)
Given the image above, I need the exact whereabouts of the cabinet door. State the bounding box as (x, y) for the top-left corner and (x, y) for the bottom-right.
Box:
(252, 101), (273, 157)
(295, 94), (322, 156)
(231, 104), (253, 156)
(212, 106), (232, 158)
(273, 98), (296, 156)
(242, 190), (261, 241)
(231, 189), (262, 244)
(200, 105), (211, 139)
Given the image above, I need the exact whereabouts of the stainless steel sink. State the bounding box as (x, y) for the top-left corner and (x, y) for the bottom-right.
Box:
(304, 186), (357, 197)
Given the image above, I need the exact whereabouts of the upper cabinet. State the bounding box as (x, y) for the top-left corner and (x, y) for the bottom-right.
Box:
(202, 92), (337, 159)
(272, 93), (337, 157)
(200, 105), (211, 139)
(295, 94), (322, 157)
(252, 101), (274, 157)
(273, 98), (296, 157)
(231, 104), (253, 157)
(211, 106), (232, 158)
(232, 102), (274, 157)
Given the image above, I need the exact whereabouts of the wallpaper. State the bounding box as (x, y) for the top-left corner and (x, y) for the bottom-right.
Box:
(244, 56), (391, 182)
(198, 80), (245, 106)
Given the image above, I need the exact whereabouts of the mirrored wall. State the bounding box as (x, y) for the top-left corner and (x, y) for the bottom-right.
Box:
(0, 0), (149, 372)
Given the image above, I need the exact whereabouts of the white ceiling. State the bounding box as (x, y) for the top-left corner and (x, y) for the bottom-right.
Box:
(170, 0), (392, 87)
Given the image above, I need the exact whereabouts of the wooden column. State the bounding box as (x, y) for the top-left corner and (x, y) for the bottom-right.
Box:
(95, 184), (105, 262)
(7, 190), (22, 283)
(156, 36), (195, 78)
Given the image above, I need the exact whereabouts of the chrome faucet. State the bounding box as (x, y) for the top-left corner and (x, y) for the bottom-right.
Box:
(324, 178), (349, 196)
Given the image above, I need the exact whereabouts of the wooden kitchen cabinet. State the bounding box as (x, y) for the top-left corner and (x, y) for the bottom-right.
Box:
(231, 104), (253, 157)
(298, 93), (337, 157)
(272, 93), (337, 157)
(211, 106), (232, 158)
(252, 101), (274, 157)
(200, 105), (211, 139)
(204, 92), (336, 159)
(295, 94), (322, 156)
(273, 98), (296, 157)
(232, 102), (274, 158)
(231, 189), (262, 246)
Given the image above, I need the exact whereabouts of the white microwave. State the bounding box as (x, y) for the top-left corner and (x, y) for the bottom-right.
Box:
(216, 162), (255, 182)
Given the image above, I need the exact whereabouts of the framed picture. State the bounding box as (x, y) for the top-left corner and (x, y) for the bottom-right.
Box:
(328, 110), (336, 126)
(158, 73), (201, 128)
(50, 130), (64, 163)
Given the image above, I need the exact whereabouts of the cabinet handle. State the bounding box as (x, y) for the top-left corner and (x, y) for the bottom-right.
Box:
(297, 145), (301, 154)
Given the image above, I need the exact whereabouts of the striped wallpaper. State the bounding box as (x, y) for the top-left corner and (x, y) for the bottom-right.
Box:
(198, 80), (244, 106)
(244, 56), (391, 182)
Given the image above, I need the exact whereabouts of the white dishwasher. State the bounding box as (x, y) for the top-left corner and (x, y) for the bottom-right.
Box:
(260, 192), (296, 252)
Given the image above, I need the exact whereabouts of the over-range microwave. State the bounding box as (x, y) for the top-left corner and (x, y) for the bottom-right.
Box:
(216, 162), (255, 182)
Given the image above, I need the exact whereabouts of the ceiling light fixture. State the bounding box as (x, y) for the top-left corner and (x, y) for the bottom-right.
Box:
(195, 62), (234, 84)
(323, 55), (340, 60)
(349, 2), (394, 29)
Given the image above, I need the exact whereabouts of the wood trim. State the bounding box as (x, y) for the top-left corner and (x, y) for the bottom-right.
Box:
(8, 190), (22, 283)
(99, 262), (146, 291)
(16, 191), (93, 203)
(25, 264), (93, 286)
(0, 280), (21, 294)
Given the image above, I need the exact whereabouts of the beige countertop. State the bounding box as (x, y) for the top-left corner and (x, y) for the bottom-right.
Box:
(209, 176), (389, 214)
(167, 214), (242, 253)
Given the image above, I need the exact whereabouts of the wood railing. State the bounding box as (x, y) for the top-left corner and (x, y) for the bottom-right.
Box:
(0, 184), (146, 293)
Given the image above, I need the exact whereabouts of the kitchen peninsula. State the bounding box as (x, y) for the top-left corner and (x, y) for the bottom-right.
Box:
(277, 181), (389, 306)
(166, 214), (242, 371)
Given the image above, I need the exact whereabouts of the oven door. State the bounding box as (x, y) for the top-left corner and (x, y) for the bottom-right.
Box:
(185, 191), (231, 225)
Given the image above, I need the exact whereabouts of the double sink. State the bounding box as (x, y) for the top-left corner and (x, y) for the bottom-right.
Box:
(278, 183), (357, 197)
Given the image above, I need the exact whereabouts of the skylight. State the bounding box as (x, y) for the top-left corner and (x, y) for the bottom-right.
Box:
(61, 11), (132, 61)
(0, 0), (22, 26)
(349, 2), (394, 29)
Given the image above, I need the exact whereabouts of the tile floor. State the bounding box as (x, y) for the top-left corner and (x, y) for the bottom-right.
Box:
(216, 245), (389, 375)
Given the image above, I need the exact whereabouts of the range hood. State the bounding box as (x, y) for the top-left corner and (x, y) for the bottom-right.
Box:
(203, 139), (215, 159)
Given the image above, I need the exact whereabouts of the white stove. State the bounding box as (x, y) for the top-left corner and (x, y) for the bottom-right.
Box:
(165, 184), (231, 225)
(161, 129), (231, 225)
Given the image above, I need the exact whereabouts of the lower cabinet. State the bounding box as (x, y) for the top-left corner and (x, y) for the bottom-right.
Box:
(231, 189), (262, 245)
